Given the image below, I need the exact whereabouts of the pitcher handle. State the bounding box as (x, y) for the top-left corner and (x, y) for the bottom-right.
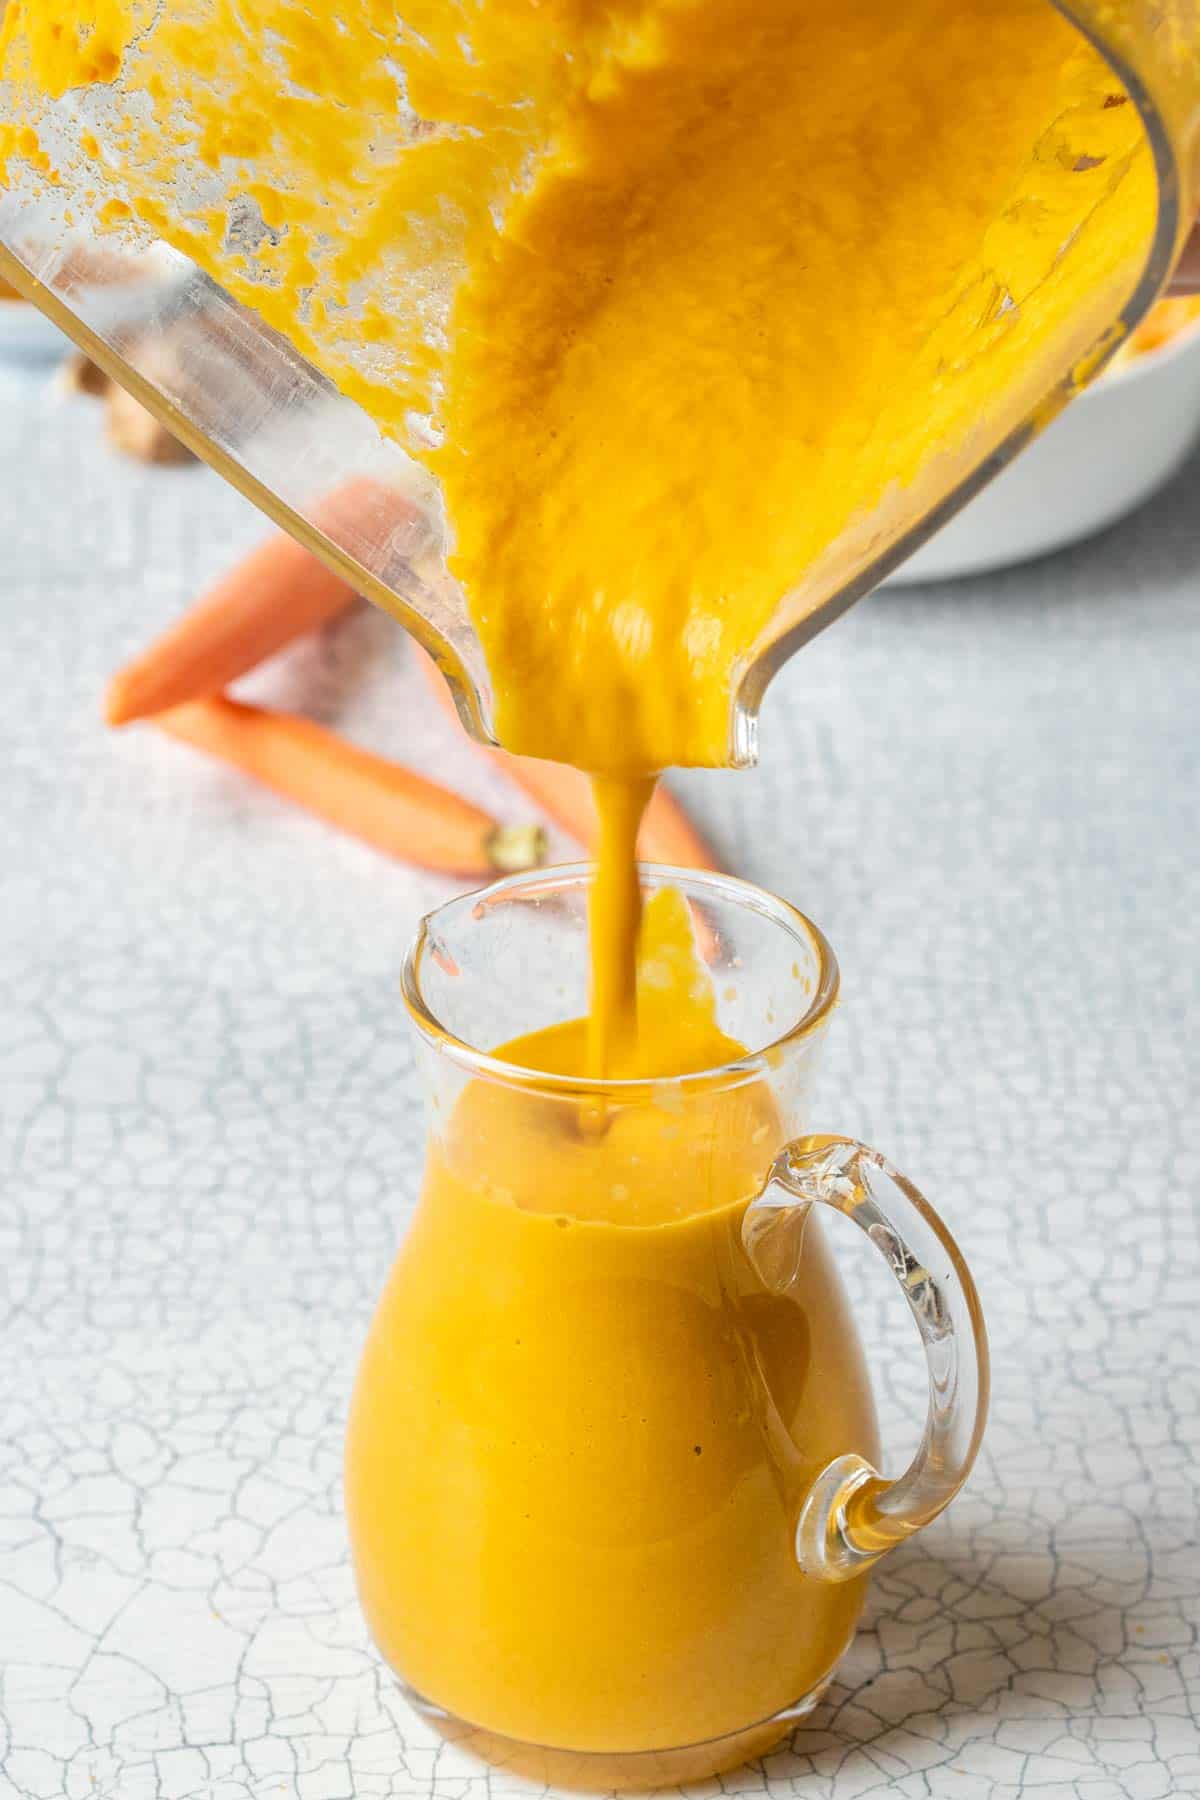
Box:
(743, 1134), (990, 1583)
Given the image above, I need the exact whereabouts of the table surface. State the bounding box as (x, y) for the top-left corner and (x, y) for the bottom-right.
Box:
(1, 356), (1197, 1800)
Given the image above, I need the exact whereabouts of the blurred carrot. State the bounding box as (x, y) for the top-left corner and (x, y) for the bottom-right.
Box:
(638, 780), (720, 873)
(106, 477), (410, 726)
(416, 649), (720, 871)
(156, 696), (546, 876)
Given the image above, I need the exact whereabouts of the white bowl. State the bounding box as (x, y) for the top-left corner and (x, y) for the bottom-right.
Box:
(886, 318), (1200, 582)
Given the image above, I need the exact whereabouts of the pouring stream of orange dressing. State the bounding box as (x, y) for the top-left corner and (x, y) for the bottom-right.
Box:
(0, 4), (1155, 1051)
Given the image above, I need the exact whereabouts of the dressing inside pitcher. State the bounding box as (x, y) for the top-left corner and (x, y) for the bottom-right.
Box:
(346, 870), (988, 1785)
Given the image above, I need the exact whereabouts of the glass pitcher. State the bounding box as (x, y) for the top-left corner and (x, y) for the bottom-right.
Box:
(346, 867), (989, 1787)
(1, 1), (1198, 762)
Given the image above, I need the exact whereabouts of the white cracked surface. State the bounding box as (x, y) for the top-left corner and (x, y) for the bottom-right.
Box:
(1, 359), (1198, 1799)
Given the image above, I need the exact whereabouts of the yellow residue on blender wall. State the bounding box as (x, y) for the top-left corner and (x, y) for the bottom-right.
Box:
(0, 0), (1158, 1060)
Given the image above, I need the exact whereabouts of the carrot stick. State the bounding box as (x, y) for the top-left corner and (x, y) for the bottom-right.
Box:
(106, 477), (411, 726)
(156, 697), (546, 877)
(639, 780), (720, 873)
(416, 650), (720, 871)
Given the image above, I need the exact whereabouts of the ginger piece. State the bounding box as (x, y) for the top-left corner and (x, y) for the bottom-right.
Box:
(61, 351), (111, 397)
(105, 379), (194, 465)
